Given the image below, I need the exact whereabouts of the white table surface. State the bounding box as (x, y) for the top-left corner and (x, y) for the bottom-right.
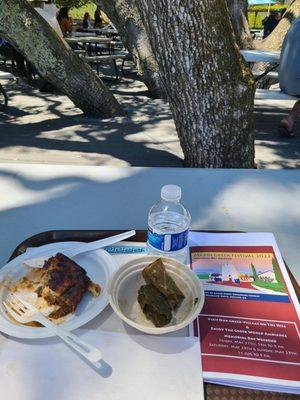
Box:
(0, 163), (299, 284)
(241, 49), (280, 63)
(0, 164), (298, 400)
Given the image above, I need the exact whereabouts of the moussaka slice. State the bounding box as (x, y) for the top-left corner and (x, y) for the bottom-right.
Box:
(37, 252), (100, 319)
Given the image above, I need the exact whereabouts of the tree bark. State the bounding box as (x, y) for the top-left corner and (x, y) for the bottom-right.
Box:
(0, 0), (123, 117)
(134, 0), (255, 168)
(226, 0), (253, 49)
(255, 0), (300, 51)
(96, 0), (166, 99)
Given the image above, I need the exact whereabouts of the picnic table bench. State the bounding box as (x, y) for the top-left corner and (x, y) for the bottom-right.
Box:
(240, 50), (280, 63)
(65, 36), (115, 57)
(65, 36), (112, 44)
(240, 49), (298, 102)
(83, 52), (133, 81)
(255, 88), (299, 101)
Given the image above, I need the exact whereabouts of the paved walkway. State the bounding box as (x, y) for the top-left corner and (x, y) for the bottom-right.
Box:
(255, 98), (300, 169)
(0, 75), (299, 168)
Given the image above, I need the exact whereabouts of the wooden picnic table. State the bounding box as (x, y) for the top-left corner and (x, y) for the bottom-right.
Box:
(65, 36), (116, 57)
(240, 49), (298, 101)
(241, 49), (282, 91)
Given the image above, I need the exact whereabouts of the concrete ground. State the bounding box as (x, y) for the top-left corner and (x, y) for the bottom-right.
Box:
(0, 72), (299, 168)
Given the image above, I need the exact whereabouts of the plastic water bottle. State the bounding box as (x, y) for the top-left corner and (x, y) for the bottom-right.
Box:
(147, 185), (191, 264)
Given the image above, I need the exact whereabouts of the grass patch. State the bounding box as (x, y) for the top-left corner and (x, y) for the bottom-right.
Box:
(197, 274), (210, 280)
(248, 4), (288, 29)
(68, 4), (109, 23)
(252, 281), (286, 293)
(69, 3), (96, 19)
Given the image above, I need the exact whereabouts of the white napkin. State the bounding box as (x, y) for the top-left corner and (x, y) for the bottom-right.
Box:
(0, 329), (204, 400)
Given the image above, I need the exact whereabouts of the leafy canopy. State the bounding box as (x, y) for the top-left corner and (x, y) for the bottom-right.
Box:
(55, 0), (93, 9)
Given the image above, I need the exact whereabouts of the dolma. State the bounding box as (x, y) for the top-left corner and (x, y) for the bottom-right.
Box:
(138, 284), (172, 327)
(142, 258), (185, 309)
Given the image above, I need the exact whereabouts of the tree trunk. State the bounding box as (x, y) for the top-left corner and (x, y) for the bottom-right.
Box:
(226, 0), (253, 49)
(255, 0), (300, 51)
(96, 0), (166, 99)
(134, 0), (255, 168)
(0, 0), (123, 117)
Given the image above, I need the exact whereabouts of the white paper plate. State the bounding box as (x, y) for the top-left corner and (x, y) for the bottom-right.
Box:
(0, 241), (118, 339)
(109, 256), (205, 335)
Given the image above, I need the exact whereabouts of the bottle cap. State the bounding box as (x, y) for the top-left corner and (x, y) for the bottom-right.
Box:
(161, 185), (181, 202)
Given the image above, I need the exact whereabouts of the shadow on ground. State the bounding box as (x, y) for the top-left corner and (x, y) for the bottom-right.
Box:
(1, 72), (300, 168)
(0, 76), (183, 167)
(254, 103), (300, 169)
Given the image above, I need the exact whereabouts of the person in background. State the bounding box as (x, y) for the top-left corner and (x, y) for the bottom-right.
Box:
(57, 7), (72, 37)
(0, 38), (28, 78)
(278, 17), (300, 138)
(94, 7), (103, 28)
(82, 12), (92, 30)
(262, 10), (280, 38)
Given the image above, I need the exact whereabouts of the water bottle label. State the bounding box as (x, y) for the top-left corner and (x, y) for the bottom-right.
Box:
(147, 227), (189, 252)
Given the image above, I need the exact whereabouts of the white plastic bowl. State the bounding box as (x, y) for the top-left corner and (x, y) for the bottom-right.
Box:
(108, 256), (205, 335)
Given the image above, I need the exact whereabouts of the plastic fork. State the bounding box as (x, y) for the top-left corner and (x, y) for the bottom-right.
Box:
(23, 230), (136, 268)
(3, 292), (102, 367)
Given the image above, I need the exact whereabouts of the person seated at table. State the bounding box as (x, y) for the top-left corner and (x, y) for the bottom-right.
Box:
(278, 17), (300, 138)
(82, 12), (92, 30)
(262, 11), (280, 38)
(57, 7), (72, 37)
(94, 7), (103, 29)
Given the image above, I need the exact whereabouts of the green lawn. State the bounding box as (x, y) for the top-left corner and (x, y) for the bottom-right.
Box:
(252, 281), (286, 294)
(69, 3), (97, 20)
(68, 3), (287, 29)
(197, 274), (210, 280)
(248, 11), (267, 29)
(248, 4), (288, 29)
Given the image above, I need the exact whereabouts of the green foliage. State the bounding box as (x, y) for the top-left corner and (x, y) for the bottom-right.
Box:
(272, 258), (283, 285)
(251, 258), (286, 294)
(54, 0), (98, 20)
(248, 4), (288, 29)
(69, 3), (97, 19)
(252, 280), (286, 293)
(251, 263), (258, 281)
(249, 4), (287, 12)
(55, 0), (93, 9)
(197, 274), (210, 280)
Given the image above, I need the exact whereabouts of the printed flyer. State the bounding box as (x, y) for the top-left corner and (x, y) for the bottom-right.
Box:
(188, 232), (300, 393)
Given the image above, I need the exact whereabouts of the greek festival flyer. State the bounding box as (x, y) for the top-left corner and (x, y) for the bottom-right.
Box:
(188, 232), (300, 393)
